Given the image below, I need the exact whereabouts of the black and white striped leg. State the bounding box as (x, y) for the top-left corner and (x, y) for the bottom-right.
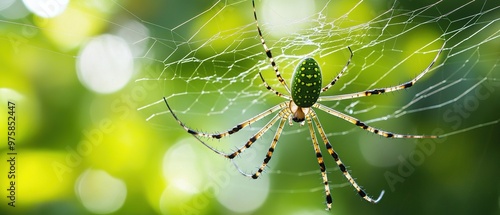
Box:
(314, 103), (438, 138)
(306, 115), (333, 210)
(310, 110), (385, 204)
(193, 108), (286, 160)
(321, 47), (353, 93)
(318, 42), (445, 102)
(164, 97), (287, 139)
(252, 0), (291, 94)
(258, 72), (291, 100)
(233, 115), (288, 179)
(224, 109), (285, 160)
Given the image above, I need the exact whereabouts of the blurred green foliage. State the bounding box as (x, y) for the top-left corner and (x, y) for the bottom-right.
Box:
(0, 0), (499, 214)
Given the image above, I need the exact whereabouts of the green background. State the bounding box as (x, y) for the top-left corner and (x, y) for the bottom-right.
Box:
(1, 0), (499, 214)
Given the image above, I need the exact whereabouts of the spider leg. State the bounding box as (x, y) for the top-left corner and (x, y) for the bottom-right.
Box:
(321, 47), (353, 93)
(314, 103), (438, 138)
(167, 94), (287, 160)
(252, 0), (291, 94)
(164, 97), (286, 139)
(259, 72), (291, 100)
(310, 110), (385, 204)
(233, 114), (288, 179)
(224, 109), (286, 159)
(306, 114), (333, 210)
(318, 42), (445, 101)
(191, 109), (285, 160)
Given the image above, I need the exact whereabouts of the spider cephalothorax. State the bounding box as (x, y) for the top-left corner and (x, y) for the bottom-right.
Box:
(164, 0), (444, 210)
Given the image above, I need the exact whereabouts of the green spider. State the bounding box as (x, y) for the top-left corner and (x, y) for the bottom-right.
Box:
(164, 0), (444, 210)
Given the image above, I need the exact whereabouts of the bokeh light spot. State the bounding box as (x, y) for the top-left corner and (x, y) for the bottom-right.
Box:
(76, 169), (127, 214)
(216, 171), (270, 213)
(77, 34), (134, 94)
(116, 20), (150, 57)
(0, 0), (15, 11)
(162, 140), (209, 194)
(261, 0), (316, 37)
(160, 138), (228, 213)
(22, 0), (68, 18)
(39, 5), (106, 49)
(0, 0), (30, 19)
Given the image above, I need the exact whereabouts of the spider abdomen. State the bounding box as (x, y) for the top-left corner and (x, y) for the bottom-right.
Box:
(291, 58), (322, 107)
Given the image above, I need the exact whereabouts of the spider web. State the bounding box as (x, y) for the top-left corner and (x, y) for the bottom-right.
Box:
(2, 0), (497, 213)
(132, 0), (500, 210)
(0, 0), (500, 214)
(137, 0), (500, 140)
